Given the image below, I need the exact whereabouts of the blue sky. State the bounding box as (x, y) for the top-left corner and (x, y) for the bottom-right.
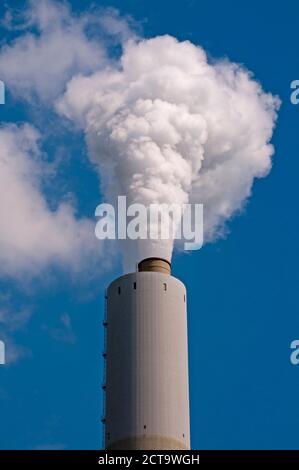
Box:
(0, 0), (299, 450)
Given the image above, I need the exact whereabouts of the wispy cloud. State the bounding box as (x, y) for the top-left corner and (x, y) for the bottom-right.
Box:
(0, 0), (136, 103)
(42, 313), (76, 344)
(0, 291), (33, 363)
(0, 123), (102, 280)
(0, 0), (105, 102)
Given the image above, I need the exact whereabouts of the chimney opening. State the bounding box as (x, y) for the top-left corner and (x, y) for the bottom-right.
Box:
(138, 257), (171, 274)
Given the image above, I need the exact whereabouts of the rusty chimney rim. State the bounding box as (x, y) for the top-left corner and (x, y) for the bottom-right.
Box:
(138, 257), (171, 275)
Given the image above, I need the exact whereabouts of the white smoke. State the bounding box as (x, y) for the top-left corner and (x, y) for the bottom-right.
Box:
(57, 35), (279, 270)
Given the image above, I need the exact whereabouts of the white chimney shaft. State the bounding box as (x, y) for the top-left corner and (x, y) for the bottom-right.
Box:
(103, 258), (190, 450)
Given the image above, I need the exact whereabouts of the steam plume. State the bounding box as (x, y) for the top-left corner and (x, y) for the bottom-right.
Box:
(58, 35), (280, 270)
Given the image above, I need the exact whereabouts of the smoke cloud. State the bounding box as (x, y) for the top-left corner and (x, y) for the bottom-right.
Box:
(57, 34), (279, 270)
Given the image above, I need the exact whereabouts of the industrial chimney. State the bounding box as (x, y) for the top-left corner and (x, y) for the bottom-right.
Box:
(103, 257), (190, 450)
